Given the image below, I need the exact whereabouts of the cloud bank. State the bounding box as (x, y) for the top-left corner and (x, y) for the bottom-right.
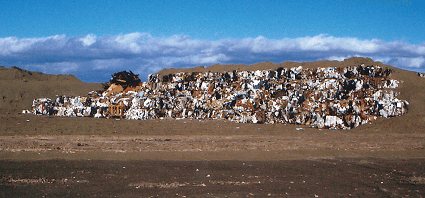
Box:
(1, 33), (424, 82)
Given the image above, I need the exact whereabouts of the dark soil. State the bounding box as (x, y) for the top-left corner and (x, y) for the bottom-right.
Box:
(1, 159), (425, 197)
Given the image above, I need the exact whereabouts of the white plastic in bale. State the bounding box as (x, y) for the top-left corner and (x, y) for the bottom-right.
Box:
(324, 115), (343, 128)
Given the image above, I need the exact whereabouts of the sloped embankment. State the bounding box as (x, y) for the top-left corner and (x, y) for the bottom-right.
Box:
(0, 66), (102, 114)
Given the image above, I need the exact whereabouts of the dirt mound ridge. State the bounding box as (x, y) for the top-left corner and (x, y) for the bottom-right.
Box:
(0, 66), (79, 81)
(0, 66), (102, 114)
(156, 57), (380, 76)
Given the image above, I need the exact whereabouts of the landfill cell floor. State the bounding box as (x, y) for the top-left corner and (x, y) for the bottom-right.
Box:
(1, 159), (425, 197)
(1, 114), (424, 160)
(0, 114), (425, 196)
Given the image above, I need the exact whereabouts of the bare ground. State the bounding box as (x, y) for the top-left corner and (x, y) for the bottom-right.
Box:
(1, 114), (424, 197)
(1, 159), (425, 197)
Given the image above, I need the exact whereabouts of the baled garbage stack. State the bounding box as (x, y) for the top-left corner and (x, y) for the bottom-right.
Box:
(30, 64), (409, 129)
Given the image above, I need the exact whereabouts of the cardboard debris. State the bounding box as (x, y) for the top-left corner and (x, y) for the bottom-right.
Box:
(102, 71), (142, 92)
(29, 64), (409, 129)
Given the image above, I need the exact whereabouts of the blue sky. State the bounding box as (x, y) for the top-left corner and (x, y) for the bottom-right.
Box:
(1, 0), (424, 82)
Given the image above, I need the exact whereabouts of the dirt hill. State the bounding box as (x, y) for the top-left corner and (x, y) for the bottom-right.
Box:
(0, 66), (102, 114)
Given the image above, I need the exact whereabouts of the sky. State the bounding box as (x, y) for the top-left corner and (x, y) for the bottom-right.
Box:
(1, 0), (424, 82)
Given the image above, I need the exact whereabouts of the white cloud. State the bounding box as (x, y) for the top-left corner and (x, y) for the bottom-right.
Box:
(1, 33), (424, 82)
(55, 62), (80, 73)
(92, 59), (126, 70)
(373, 57), (393, 64)
(0, 35), (66, 54)
(393, 56), (425, 68)
(298, 34), (331, 51)
(407, 57), (425, 68)
(0, 37), (29, 54)
(26, 61), (79, 74)
(113, 32), (144, 53)
(188, 53), (229, 65)
(327, 56), (349, 62)
(80, 34), (97, 46)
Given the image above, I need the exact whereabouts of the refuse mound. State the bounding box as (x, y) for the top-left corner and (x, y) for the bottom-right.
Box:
(28, 63), (409, 130)
(102, 71), (142, 91)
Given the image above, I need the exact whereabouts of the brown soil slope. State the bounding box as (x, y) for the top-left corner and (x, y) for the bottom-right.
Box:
(0, 66), (102, 114)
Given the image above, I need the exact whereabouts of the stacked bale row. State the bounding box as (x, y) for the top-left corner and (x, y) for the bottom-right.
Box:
(30, 64), (408, 129)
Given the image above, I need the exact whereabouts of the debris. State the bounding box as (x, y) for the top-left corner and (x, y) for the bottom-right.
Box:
(404, 176), (425, 185)
(102, 70), (142, 91)
(29, 65), (409, 130)
(193, 183), (207, 187)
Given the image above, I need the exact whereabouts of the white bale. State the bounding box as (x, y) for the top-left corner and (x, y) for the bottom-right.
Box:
(324, 116), (343, 128)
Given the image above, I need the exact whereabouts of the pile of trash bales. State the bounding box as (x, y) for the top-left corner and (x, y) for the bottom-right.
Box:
(29, 64), (409, 129)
